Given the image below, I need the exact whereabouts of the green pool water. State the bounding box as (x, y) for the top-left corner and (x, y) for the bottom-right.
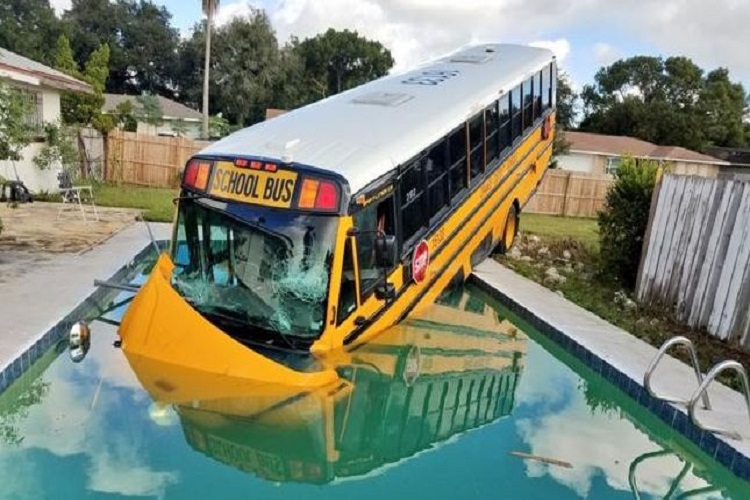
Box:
(0, 283), (747, 499)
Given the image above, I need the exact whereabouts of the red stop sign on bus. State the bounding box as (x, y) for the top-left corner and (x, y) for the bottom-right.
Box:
(412, 240), (430, 284)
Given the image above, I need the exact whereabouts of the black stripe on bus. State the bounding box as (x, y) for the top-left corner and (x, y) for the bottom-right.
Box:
(344, 137), (552, 346)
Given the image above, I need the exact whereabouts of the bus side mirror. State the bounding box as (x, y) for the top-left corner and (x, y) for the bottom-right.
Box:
(375, 234), (397, 268)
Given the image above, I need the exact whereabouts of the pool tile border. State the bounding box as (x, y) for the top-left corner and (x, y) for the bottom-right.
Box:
(0, 243), (159, 396)
(471, 275), (750, 482)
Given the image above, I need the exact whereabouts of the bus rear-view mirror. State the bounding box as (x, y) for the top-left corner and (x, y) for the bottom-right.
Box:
(375, 234), (398, 268)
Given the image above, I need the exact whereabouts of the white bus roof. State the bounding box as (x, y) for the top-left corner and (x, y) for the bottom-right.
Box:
(200, 43), (555, 194)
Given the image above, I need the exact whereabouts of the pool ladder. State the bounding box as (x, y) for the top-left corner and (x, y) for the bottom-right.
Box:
(644, 336), (750, 440)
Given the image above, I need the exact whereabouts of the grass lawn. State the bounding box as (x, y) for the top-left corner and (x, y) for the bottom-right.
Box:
(521, 213), (599, 251)
(93, 184), (177, 222)
(501, 213), (750, 388)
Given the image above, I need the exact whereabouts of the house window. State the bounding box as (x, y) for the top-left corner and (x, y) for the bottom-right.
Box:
(15, 89), (44, 133)
(605, 157), (622, 174)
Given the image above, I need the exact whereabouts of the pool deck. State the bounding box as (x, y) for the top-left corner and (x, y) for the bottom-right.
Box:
(473, 259), (750, 479)
(0, 222), (171, 390)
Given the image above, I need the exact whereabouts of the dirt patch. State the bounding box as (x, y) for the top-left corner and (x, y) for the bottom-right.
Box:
(0, 202), (142, 254)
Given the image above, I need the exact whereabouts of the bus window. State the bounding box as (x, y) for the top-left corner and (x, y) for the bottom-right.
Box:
(534, 71), (543, 120)
(552, 63), (558, 108)
(449, 126), (467, 198)
(498, 95), (511, 153)
(523, 77), (534, 132)
(400, 158), (426, 244)
(511, 86), (522, 141)
(426, 141), (449, 221)
(542, 65), (551, 110)
(469, 113), (484, 181)
(337, 238), (357, 324)
(485, 103), (499, 167)
(354, 195), (396, 298)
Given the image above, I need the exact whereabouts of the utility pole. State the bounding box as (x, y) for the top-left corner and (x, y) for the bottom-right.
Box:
(202, 1), (219, 139)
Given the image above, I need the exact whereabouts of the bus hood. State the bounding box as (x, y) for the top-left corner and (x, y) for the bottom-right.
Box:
(118, 253), (340, 388)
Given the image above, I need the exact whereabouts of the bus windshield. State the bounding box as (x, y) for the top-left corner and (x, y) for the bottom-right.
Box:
(171, 197), (338, 341)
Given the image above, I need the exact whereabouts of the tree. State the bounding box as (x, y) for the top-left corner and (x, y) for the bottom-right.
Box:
(201, 0), (220, 139)
(55, 35), (110, 126)
(135, 94), (164, 127)
(598, 156), (660, 289)
(64, 0), (180, 96)
(0, 0), (62, 65)
(553, 72), (577, 157)
(293, 29), (394, 102)
(580, 56), (748, 151)
(0, 83), (32, 163)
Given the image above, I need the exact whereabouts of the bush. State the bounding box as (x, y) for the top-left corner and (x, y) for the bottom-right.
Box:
(598, 156), (660, 289)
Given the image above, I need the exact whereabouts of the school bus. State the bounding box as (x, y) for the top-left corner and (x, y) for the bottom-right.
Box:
(119, 43), (556, 386)
(125, 286), (528, 483)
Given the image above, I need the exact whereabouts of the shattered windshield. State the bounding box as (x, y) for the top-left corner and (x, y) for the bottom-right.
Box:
(171, 197), (338, 340)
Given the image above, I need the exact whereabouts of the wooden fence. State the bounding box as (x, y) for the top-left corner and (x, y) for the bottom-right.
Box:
(525, 170), (613, 217)
(106, 130), (213, 187)
(637, 174), (750, 350)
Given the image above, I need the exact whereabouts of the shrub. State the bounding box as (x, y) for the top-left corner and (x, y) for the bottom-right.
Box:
(598, 156), (660, 289)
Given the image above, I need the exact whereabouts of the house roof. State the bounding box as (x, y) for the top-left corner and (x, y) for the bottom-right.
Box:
(103, 93), (203, 121)
(0, 47), (92, 93)
(704, 147), (750, 167)
(566, 131), (727, 165)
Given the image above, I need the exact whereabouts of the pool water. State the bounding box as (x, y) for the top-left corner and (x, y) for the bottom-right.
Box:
(0, 282), (747, 499)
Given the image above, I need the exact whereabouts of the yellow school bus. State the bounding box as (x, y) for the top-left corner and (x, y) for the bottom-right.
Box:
(119, 43), (556, 386)
(125, 286), (528, 483)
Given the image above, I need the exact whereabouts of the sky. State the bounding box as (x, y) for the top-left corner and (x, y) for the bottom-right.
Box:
(49, 0), (750, 94)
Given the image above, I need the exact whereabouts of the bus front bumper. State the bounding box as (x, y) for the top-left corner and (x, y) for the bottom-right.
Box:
(118, 254), (340, 388)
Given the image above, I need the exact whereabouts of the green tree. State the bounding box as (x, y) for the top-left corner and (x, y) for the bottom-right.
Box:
(0, 83), (32, 162)
(553, 72), (577, 157)
(293, 29), (394, 102)
(598, 156), (660, 289)
(64, 0), (179, 96)
(55, 35), (110, 126)
(580, 56), (747, 151)
(136, 94), (164, 127)
(0, 0), (62, 65)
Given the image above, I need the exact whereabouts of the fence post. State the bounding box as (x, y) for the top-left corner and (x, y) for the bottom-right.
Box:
(561, 171), (572, 216)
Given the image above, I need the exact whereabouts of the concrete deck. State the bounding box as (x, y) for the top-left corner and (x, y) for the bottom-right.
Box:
(0, 222), (171, 376)
(473, 259), (750, 477)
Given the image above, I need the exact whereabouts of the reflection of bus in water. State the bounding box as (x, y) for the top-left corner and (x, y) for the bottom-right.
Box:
(125, 287), (527, 484)
(119, 44), (556, 385)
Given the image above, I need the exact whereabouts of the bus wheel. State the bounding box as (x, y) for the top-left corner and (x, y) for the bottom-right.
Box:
(497, 206), (519, 255)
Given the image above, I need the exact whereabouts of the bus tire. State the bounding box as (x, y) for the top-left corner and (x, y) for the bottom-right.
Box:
(497, 205), (519, 255)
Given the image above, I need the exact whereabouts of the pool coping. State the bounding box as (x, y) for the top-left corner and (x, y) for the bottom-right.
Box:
(0, 233), (168, 396)
(471, 259), (750, 482)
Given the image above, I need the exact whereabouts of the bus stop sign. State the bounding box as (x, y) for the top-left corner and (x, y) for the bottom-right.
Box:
(412, 240), (430, 284)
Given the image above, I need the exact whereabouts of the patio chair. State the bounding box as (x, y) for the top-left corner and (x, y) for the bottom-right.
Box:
(57, 170), (99, 223)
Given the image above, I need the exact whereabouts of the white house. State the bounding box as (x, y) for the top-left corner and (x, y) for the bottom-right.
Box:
(0, 47), (92, 192)
(103, 94), (204, 139)
(557, 131), (729, 178)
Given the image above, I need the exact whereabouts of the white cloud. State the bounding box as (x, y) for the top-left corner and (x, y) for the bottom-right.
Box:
(530, 39), (571, 64)
(593, 42), (620, 67)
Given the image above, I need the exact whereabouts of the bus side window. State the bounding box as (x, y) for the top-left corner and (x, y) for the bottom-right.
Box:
(485, 103), (499, 167)
(542, 65), (551, 110)
(401, 158), (426, 245)
(498, 95), (511, 154)
(426, 140), (449, 221)
(337, 238), (358, 324)
(535, 71), (543, 120)
(511, 86), (522, 141)
(448, 126), (467, 199)
(354, 195), (396, 300)
(551, 62), (558, 107)
(469, 112), (484, 181)
(523, 77), (534, 132)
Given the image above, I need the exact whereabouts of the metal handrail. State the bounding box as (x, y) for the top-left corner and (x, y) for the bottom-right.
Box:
(644, 336), (711, 409)
(688, 360), (750, 441)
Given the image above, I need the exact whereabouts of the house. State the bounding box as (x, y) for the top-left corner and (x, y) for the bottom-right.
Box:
(0, 47), (92, 192)
(557, 131), (729, 177)
(705, 147), (750, 181)
(103, 94), (204, 139)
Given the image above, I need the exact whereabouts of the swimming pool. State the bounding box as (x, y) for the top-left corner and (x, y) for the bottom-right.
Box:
(0, 279), (747, 499)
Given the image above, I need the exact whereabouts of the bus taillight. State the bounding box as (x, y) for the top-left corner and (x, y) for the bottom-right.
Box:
(297, 178), (339, 211)
(184, 160), (211, 190)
